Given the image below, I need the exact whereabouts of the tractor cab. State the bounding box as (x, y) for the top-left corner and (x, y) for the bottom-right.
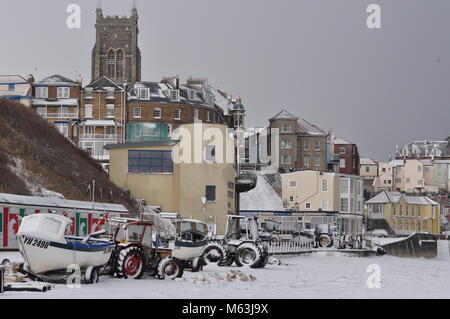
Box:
(225, 215), (259, 243)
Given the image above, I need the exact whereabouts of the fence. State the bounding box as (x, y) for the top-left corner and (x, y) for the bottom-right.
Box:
(267, 239), (313, 255)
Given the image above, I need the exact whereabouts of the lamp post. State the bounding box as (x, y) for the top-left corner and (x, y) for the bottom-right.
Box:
(201, 195), (207, 222)
(122, 80), (128, 143)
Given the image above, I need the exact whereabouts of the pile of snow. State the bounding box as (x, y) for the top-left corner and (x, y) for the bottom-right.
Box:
(240, 172), (284, 211)
(175, 270), (257, 285)
(436, 240), (450, 260)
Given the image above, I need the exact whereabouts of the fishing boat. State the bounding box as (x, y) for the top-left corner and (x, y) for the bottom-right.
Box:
(17, 213), (112, 274)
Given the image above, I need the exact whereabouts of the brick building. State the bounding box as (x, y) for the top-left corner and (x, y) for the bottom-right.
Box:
(79, 76), (126, 161)
(127, 77), (229, 139)
(31, 75), (81, 142)
(329, 137), (360, 176)
(268, 110), (328, 172)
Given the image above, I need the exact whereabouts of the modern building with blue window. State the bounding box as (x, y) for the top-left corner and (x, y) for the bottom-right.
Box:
(105, 123), (236, 235)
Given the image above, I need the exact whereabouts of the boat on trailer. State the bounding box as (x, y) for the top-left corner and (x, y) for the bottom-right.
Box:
(16, 213), (112, 281)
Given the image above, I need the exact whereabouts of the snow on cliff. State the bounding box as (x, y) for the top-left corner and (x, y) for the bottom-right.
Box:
(240, 172), (284, 211)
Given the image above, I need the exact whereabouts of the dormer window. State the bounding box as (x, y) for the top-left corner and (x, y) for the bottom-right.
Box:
(57, 87), (70, 99)
(169, 89), (180, 102)
(137, 88), (150, 100)
(189, 89), (197, 101)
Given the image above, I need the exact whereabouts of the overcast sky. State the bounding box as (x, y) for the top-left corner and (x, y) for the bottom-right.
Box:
(1, 0), (449, 160)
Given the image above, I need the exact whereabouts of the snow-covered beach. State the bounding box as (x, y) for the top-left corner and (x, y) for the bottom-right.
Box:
(2, 249), (450, 299)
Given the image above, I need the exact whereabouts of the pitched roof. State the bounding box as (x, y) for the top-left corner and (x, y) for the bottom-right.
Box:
(127, 81), (227, 117)
(297, 118), (326, 136)
(269, 110), (298, 120)
(85, 76), (123, 90)
(366, 190), (393, 204)
(37, 75), (79, 85)
(330, 137), (353, 145)
(0, 75), (28, 83)
(360, 158), (377, 165)
(269, 110), (326, 136)
(366, 190), (438, 206)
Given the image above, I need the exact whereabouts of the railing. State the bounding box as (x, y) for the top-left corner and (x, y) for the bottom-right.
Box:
(267, 239), (313, 255)
(43, 113), (78, 118)
(79, 134), (121, 140)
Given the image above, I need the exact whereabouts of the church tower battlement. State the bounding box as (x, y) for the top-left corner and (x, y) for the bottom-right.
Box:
(91, 2), (141, 84)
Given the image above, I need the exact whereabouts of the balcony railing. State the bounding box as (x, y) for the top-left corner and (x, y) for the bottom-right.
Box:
(43, 112), (78, 119)
(79, 134), (122, 140)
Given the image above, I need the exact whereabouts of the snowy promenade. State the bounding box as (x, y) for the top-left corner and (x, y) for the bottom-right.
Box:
(1, 250), (450, 299)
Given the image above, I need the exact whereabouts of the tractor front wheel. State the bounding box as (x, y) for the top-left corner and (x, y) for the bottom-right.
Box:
(202, 242), (227, 266)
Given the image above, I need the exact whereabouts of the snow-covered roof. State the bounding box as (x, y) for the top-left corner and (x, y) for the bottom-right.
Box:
(297, 118), (326, 136)
(35, 75), (80, 86)
(31, 98), (79, 106)
(366, 190), (438, 206)
(0, 75), (28, 83)
(269, 110), (326, 136)
(330, 137), (353, 145)
(85, 76), (123, 91)
(270, 110), (298, 120)
(389, 160), (404, 167)
(80, 120), (123, 127)
(0, 193), (129, 214)
(127, 80), (226, 118)
(360, 158), (377, 165)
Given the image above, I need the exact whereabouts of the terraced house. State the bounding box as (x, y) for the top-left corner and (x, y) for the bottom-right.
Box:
(269, 110), (327, 172)
(79, 76), (126, 162)
(127, 77), (229, 140)
(366, 191), (441, 235)
(31, 75), (81, 142)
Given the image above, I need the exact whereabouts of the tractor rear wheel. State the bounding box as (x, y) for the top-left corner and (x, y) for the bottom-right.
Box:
(235, 243), (262, 268)
(115, 246), (144, 279)
(318, 234), (333, 247)
(157, 257), (183, 280)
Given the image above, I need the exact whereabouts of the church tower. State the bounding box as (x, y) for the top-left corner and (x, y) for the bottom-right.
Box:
(91, 2), (141, 84)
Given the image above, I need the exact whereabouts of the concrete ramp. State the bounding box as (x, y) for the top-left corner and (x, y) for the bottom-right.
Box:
(240, 172), (284, 211)
(436, 240), (450, 260)
(382, 233), (437, 258)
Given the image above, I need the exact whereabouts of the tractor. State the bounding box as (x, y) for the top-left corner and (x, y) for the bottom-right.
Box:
(107, 212), (184, 280)
(207, 215), (270, 268)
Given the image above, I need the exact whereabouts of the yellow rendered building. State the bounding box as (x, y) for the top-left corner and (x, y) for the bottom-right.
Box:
(366, 191), (441, 235)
